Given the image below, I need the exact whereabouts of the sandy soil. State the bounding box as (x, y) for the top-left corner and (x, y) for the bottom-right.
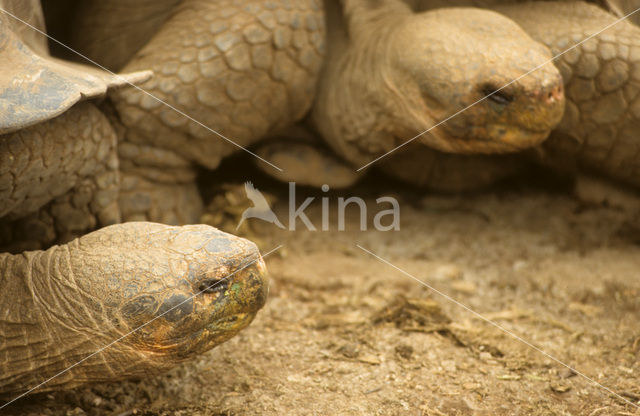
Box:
(4, 173), (640, 416)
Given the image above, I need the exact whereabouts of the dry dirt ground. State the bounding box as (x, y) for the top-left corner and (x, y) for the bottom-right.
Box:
(4, 172), (640, 416)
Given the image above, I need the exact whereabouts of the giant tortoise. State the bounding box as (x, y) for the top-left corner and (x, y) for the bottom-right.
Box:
(0, 0), (269, 399)
(0, 0), (638, 397)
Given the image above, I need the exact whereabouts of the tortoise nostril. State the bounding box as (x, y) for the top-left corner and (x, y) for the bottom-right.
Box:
(547, 84), (564, 103)
(198, 278), (228, 294)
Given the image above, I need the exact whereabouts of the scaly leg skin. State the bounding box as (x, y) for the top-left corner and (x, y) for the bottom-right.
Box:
(0, 102), (120, 253)
(496, 1), (640, 188)
(99, 0), (325, 222)
(116, 141), (203, 225)
(0, 222), (268, 397)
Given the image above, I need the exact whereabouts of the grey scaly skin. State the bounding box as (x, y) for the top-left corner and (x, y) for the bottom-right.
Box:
(0, 0), (150, 251)
(0, 103), (121, 252)
(0, 222), (268, 396)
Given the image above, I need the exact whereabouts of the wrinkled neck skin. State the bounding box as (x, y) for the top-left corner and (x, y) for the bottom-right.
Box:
(314, 0), (423, 166)
(0, 247), (146, 396)
(341, 0), (412, 40)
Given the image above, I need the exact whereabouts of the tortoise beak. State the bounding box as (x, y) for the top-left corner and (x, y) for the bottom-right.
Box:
(160, 252), (269, 358)
(225, 255), (269, 313)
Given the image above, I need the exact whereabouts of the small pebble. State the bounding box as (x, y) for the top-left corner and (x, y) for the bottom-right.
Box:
(395, 344), (413, 360)
(550, 381), (572, 393)
(559, 368), (577, 379)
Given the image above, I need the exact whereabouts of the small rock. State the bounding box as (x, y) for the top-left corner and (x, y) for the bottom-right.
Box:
(479, 352), (493, 361)
(576, 174), (640, 211)
(559, 368), (577, 379)
(337, 344), (359, 359)
(550, 381), (572, 393)
(395, 344), (413, 360)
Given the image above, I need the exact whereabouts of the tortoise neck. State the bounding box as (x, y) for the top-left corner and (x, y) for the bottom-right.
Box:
(341, 0), (411, 42)
(0, 251), (38, 304)
(0, 245), (114, 394)
(0, 249), (52, 395)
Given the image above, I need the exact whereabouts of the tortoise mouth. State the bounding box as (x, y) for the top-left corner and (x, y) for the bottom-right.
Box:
(178, 311), (259, 357)
(418, 122), (552, 155)
(135, 311), (258, 358)
(467, 123), (552, 153)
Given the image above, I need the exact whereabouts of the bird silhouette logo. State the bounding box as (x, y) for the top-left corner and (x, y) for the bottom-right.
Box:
(236, 182), (285, 230)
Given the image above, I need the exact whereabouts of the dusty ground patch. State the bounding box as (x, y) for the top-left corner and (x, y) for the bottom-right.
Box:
(4, 178), (640, 415)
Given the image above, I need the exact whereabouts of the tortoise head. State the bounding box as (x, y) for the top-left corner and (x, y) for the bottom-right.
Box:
(314, 4), (565, 164)
(387, 8), (565, 154)
(70, 222), (269, 364)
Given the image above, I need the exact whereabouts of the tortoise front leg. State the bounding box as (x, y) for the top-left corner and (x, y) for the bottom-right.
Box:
(0, 102), (120, 252)
(116, 141), (203, 224)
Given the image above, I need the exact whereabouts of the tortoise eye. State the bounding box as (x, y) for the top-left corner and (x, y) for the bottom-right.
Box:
(199, 278), (228, 294)
(482, 85), (513, 105)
